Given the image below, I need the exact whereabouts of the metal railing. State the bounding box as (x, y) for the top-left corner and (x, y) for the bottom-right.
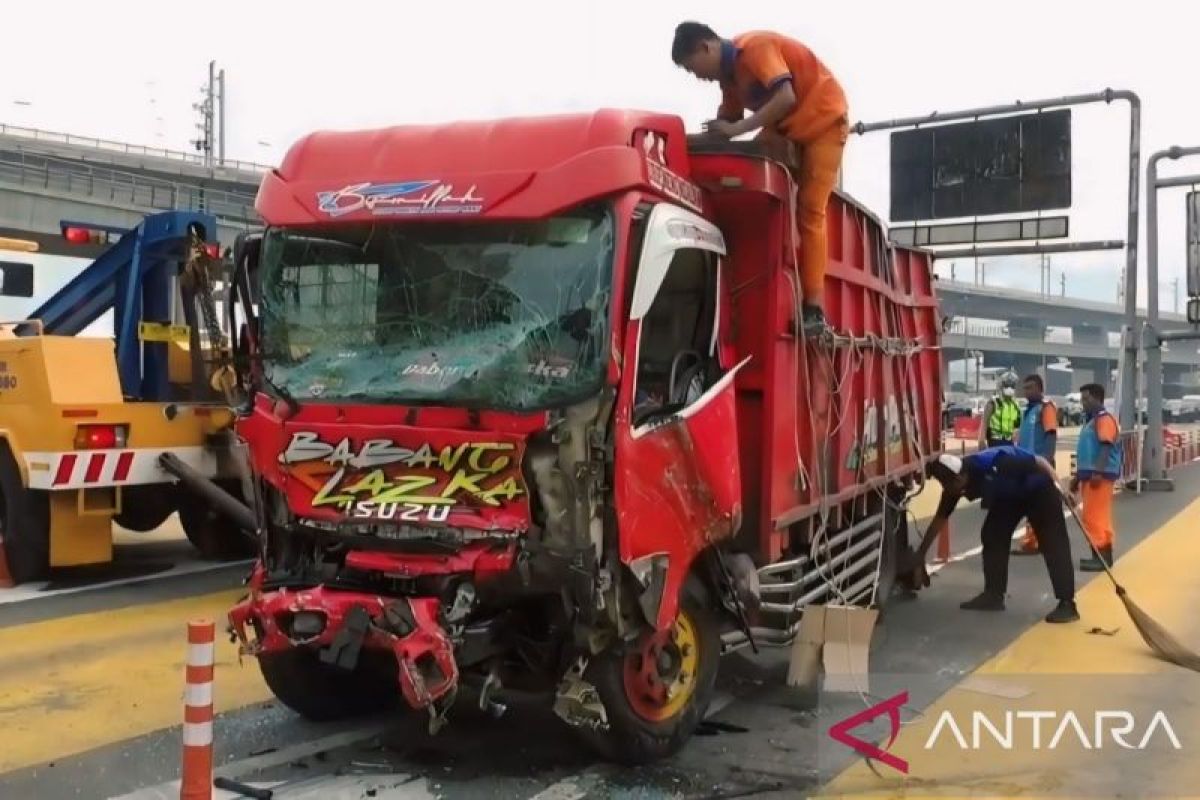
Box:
(0, 150), (259, 225)
(0, 122), (272, 174)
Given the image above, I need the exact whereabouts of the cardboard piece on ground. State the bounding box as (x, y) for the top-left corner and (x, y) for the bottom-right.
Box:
(820, 604), (878, 694)
(787, 605), (827, 690)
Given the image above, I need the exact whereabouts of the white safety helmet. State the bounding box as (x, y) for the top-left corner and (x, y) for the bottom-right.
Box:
(937, 453), (964, 476)
(999, 370), (1019, 398)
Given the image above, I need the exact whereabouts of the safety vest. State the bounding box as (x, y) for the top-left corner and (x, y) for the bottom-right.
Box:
(987, 396), (1020, 440)
(1018, 398), (1056, 458)
(1077, 409), (1122, 480)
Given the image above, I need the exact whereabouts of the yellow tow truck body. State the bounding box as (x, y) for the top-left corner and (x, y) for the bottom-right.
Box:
(0, 214), (250, 583)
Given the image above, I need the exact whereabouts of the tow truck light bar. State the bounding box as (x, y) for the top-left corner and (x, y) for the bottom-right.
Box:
(59, 220), (131, 247)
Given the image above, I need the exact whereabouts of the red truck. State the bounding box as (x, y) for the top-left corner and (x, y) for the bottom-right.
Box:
(225, 109), (942, 763)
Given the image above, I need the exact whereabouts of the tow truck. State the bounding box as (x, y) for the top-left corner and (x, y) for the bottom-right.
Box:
(226, 110), (943, 762)
(0, 211), (253, 583)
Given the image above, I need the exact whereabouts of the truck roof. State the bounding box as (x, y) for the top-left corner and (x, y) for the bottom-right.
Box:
(256, 109), (699, 225)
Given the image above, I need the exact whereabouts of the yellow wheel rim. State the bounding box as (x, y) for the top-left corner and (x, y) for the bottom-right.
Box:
(623, 610), (701, 722)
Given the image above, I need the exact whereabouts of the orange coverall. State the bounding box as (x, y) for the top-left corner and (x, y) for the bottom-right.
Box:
(1079, 413), (1119, 551)
(719, 31), (849, 304)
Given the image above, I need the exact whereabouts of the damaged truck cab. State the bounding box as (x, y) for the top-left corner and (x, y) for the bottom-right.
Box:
(228, 110), (942, 762)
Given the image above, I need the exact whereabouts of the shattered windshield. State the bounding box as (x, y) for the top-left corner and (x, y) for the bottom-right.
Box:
(258, 203), (614, 410)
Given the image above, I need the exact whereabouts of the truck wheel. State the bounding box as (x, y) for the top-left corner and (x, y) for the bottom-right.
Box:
(258, 649), (399, 722)
(578, 582), (720, 764)
(0, 448), (50, 584)
(114, 486), (176, 532)
(178, 480), (255, 560)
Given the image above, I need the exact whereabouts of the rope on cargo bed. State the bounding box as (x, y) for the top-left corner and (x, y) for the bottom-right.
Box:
(777, 168), (932, 727)
(789, 229), (935, 723)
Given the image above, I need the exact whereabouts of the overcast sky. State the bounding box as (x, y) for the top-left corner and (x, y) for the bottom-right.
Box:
(4, 0), (1200, 310)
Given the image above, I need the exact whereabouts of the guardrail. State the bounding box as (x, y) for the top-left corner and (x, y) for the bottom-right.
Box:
(1163, 428), (1200, 470)
(0, 122), (271, 174)
(0, 150), (258, 225)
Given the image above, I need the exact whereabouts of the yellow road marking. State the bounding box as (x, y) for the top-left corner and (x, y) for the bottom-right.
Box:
(0, 589), (269, 773)
(818, 492), (1200, 799)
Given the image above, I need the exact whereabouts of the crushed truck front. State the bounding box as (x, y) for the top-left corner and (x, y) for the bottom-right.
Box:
(228, 109), (941, 763)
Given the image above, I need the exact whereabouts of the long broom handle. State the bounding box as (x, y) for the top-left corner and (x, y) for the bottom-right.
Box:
(1055, 486), (1125, 591)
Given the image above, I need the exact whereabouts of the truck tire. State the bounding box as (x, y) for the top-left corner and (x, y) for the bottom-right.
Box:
(576, 579), (720, 764)
(258, 649), (400, 722)
(0, 447), (50, 584)
(178, 480), (255, 560)
(114, 485), (176, 532)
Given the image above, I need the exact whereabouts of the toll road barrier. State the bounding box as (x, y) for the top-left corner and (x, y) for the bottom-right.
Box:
(181, 619), (215, 800)
(1118, 430), (1141, 488)
(952, 416), (982, 440)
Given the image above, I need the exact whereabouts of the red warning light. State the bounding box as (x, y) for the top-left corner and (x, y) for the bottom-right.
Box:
(204, 243), (221, 259)
(63, 227), (92, 244)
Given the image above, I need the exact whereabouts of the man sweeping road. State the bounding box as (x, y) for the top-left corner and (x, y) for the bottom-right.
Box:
(919, 446), (1080, 624)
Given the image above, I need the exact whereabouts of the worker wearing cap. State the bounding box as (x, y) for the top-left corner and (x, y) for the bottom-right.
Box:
(671, 22), (848, 333)
(924, 446), (1078, 623)
(979, 371), (1021, 450)
(1072, 382), (1120, 572)
(1013, 374), (1058, 555)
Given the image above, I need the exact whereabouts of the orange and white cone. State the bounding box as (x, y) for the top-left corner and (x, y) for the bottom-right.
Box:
(181, 619), (215, 800)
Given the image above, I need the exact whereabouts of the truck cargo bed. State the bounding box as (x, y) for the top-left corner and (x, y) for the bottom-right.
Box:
(689, 142), (942, 564)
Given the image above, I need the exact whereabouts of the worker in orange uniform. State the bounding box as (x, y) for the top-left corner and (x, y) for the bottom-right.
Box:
(1013, 374), (1058, 555)
(672, 22), (849, 333)
(1072, 383), (1120, 571)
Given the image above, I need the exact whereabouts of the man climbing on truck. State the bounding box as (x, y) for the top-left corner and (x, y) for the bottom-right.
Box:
(671, 21), (848, 332)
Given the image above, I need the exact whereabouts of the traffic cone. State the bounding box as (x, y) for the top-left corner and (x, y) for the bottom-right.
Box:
(181, 619), (215, 800)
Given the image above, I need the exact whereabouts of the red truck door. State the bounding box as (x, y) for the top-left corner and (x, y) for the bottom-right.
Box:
(614, 204), (747, 629)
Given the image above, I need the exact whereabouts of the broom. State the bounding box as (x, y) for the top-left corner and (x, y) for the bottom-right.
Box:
(1060, 489), (1200, 672)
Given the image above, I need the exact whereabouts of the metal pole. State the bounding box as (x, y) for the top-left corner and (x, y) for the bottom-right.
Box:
(1118, 94), (1142, 439)
(206, 61), (215, 168)
(931, 239), (1118, 257)
(1144, 146), (1200, 488)
(218, 68), (226, 166)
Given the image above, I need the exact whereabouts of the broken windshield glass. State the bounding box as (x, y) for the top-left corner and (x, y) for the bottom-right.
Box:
(258, 203), (614, 411)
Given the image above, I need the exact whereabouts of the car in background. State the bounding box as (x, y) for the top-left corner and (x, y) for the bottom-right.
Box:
(1062, 392), (1084, 426)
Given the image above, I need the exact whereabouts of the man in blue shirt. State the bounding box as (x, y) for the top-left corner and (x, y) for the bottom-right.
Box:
(924, 446), (1078, 623)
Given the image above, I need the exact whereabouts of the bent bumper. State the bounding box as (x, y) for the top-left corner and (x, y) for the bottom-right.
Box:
(229, 584), (458, 711)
